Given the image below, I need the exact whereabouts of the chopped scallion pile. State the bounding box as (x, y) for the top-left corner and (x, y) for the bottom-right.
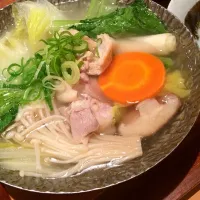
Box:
(0, 30), (89, 131)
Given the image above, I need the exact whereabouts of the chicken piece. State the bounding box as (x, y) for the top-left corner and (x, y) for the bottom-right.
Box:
(87, 34), (114, 75)
(83, 36), (97, 51)
(118, 94), (181, 137)
(74, 77), (112, 104)
(69, 95), (116, 142)
(56, 83), (78, 104)
(70, 99), (99, 143)
(59, 106), (71, 120)
(91, 98), (114, 132)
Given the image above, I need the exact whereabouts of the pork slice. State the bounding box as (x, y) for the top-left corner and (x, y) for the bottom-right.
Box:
(70, 99), (99, 143)
(87, 34), (114, 75)
(118, 94), (181, 137)
(74, 77), (112, 104)
(91, 99), (114, 133)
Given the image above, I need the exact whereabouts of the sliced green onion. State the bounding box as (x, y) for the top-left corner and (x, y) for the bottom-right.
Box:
(22, 65), (37, 85)
(0, 26), (91, 114)
(61, 61), (80, 85)
(73, 40), (88, 53)
(6, 75), (20, 83)
(60, 36), (73, 44)
(77, 61), (84, 68)
(59, 31), (73, 37)
(42, 75), (65, 91)
(48, 40), (58, 46)
(64, 53), (76, 61)
(34, 61), (45, 80)
(95, 38), (102, 58)
(62, 43), (73, 51)
(34, 52), (43, 61)
(54, 31), (60, 40)
(24, 58), (35, 67)
(44, 87), (53, 111)
(97, 38), (102, 45)
(40, 39), (49, 45)
(48, 45), (59, 54)
(50, 56), (62, 76)
(46, 64), (51, 76)
(2, 83), (29, 90)
(2, 68), (9, 79)
(73, 31), (86, 40)
(23, 86), (42, 102)
(7, 63), (23, 76)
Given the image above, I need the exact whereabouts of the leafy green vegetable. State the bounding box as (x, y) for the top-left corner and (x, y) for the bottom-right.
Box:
(68, 0), (167, 38)
(97, 0), (118, 17)
(0, 107), (19, 132)
(85, 0), (100, 19)
(12, 0), (65, 51)
(52, 20), (80, 30)
(158, 56), (174, 69)
(52, 0), (118, 29)
(0, 89), (24, 116)
(85, 0), (118, 19)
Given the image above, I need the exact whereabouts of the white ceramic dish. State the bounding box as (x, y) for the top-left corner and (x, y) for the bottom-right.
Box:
(168, 0), (200, 47)
(168, 0), (198, 23)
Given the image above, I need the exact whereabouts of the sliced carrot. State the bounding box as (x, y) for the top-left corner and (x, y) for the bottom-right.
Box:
(0, 0), (15, 8)
(98, 52), (166, 104)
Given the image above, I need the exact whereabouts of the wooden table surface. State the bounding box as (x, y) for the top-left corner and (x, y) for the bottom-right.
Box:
(1, 0), (200, 199)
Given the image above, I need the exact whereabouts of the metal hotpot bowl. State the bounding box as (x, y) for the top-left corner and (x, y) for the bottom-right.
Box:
(0, 0), (200, 194)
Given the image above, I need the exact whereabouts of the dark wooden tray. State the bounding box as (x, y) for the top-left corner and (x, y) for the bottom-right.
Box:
(1, 0), (200, 199)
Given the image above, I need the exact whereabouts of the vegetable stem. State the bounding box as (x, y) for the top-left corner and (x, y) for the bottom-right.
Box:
(52, 20), (80, 29)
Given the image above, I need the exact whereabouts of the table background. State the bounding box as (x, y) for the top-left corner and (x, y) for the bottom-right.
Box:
(1, 0), (200, 199)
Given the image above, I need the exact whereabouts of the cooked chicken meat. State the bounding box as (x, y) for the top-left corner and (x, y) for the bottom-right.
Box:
(118, 94), (181, 137)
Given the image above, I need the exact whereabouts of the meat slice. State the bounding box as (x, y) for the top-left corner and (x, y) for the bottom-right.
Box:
(70, 99), (99, 143)
(91, 99), (114, 133)
(87, 34), (114, 75)
(118, 94), (181, 137)
(83, 36), (97, 52)
(74, 77), (112, 104)
(69, 96), (116, 142)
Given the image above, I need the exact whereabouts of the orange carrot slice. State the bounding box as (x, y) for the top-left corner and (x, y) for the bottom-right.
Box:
(0, 0), (15, 8)
(98, 52), (166, 104)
